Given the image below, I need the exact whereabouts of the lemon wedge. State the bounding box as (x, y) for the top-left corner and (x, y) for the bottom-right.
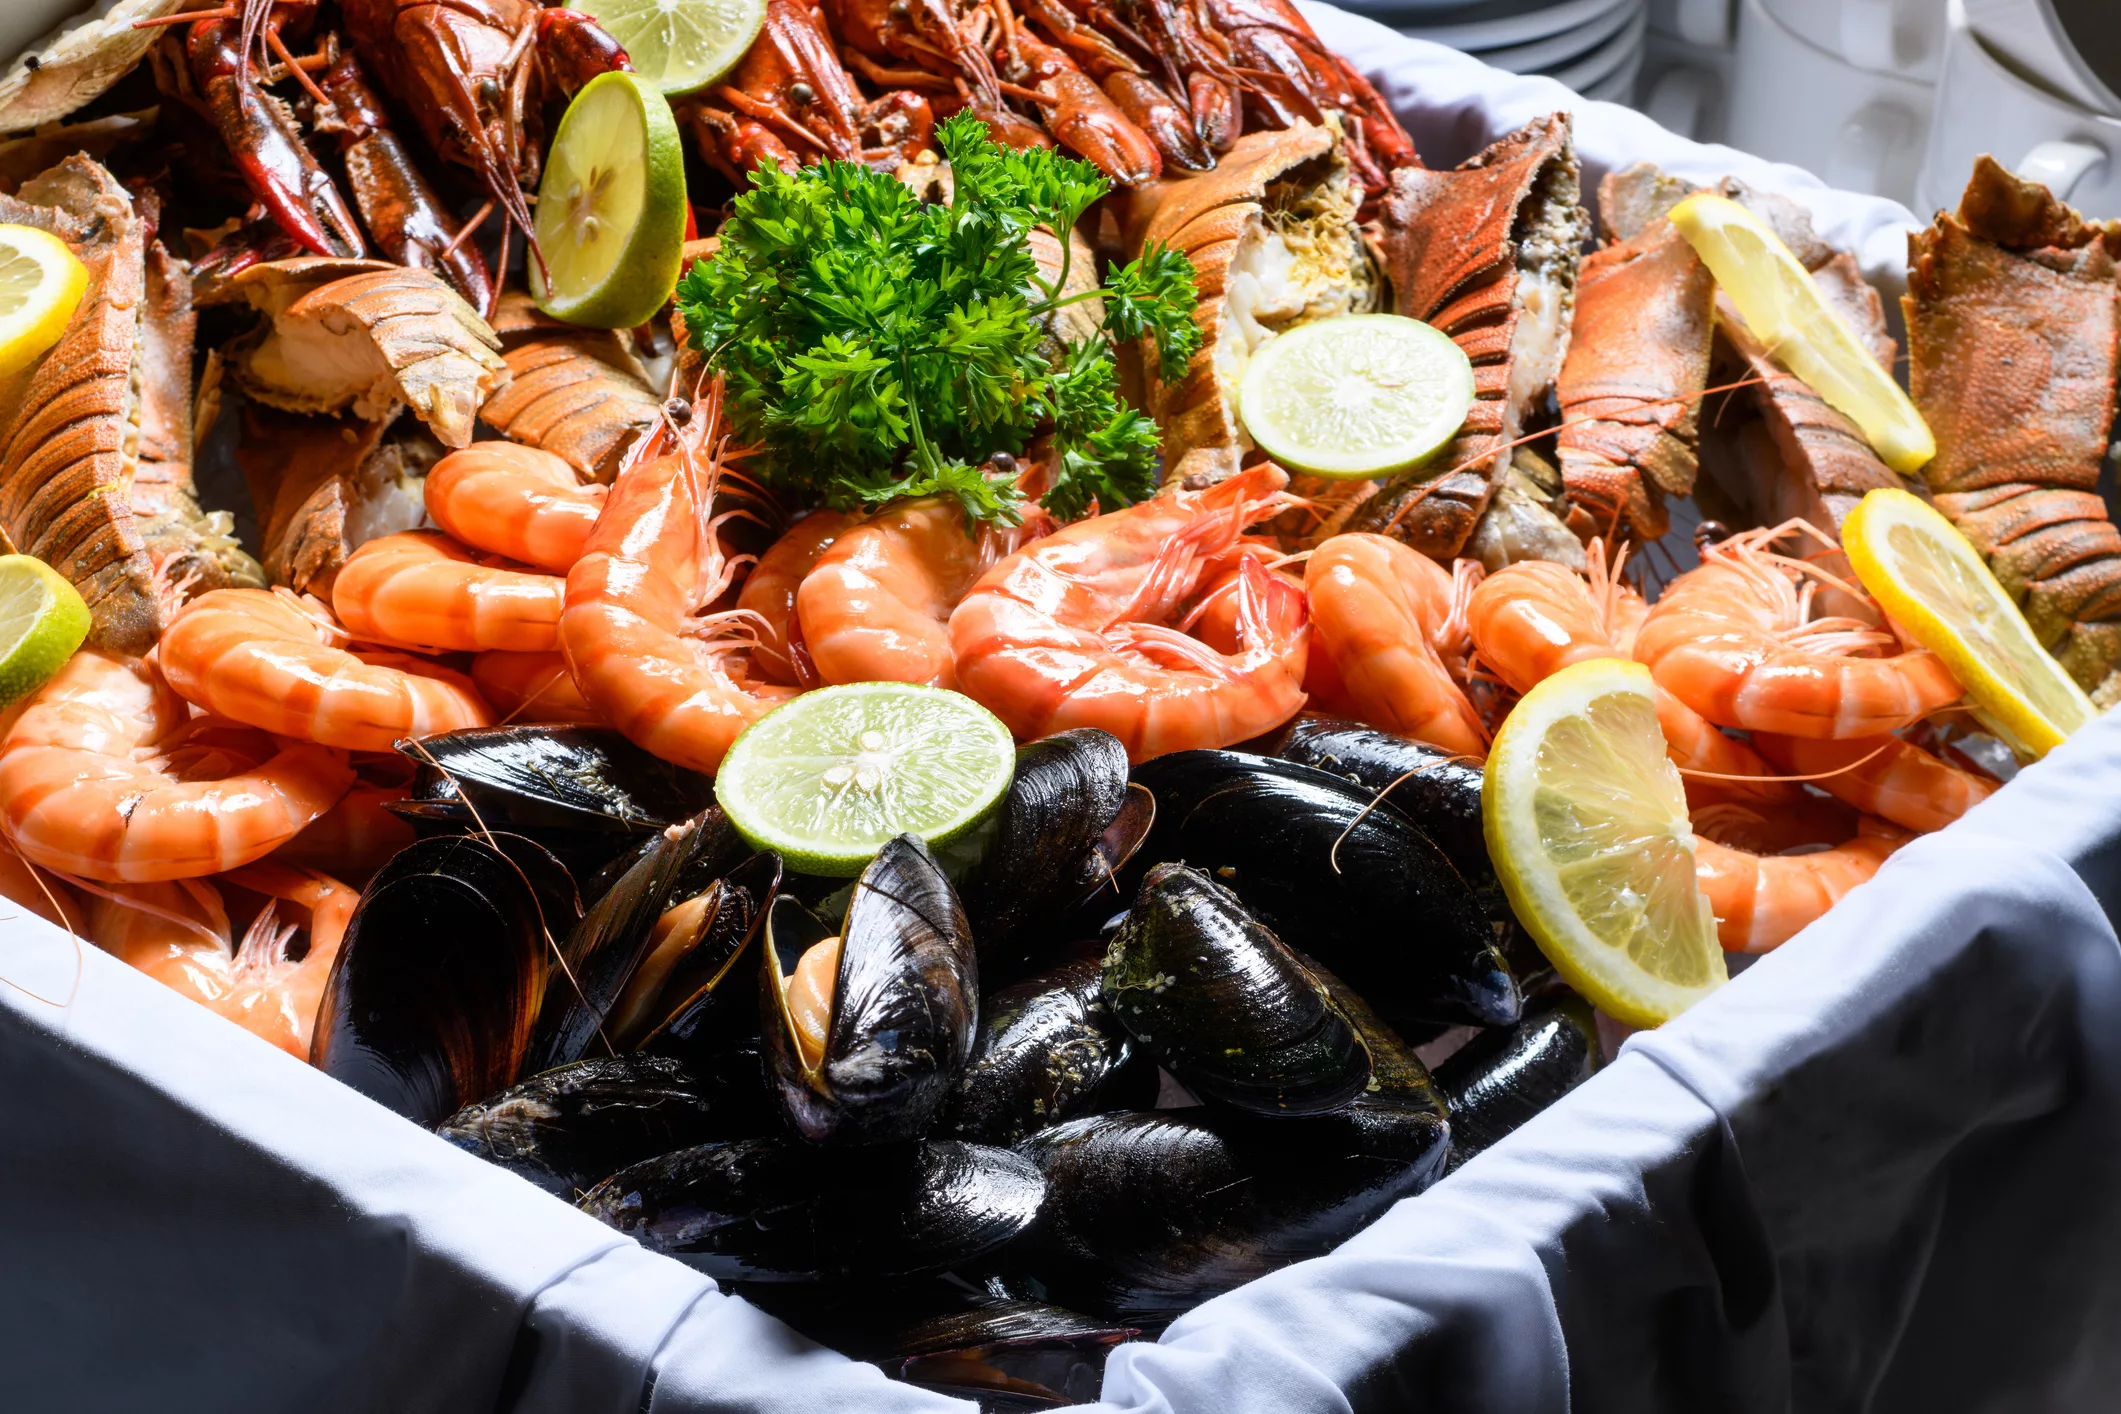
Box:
(0, 224), (87, 379)
(1485, 658), (1724, 1027)
(1670, 192), (1934, 475)
(1843, 487), (2094, 759)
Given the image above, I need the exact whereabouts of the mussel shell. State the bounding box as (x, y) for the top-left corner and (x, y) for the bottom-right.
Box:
(310, 836), (546, 1126)
(1127, 751), (1519, 1031)
(579, 1138), (1044, 1282)
(940, 944), (1156, 1147)
(622, 852), (779, 1055)
(393, 725), (716, 883)
(957, 730), (1141, 974)
(1313, 963), (1448, 1127)
(436, 1055), (746, 1197)
(762, 835), (979, 1145)
(1435, 992), (1601, 1172)
(523, 810), (748, 1075)
(1103, 864), (1370, 1116)
(1015, 1105), (1448, 1321)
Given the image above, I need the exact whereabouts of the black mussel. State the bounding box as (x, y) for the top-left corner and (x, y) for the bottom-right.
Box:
(1103, 864), (1369, 1116)
(941, 944), (1156, 1147)
(392, 725), (717, 884)
(1315, 966), (1449, 1129)
(523, 811), (749, 1074)
(437, 1055), (747, 1197)
(311, 835), (546, 1126)
(1015, 1105), (1448, 1321)
(957, 730), (1150, 975)
(762, 835), (978, 1145)
(580, 1138), (1044, 1282)
(607, 852), (779, 1050)
(1435, 992), (1601, 1171)
(1127, 751), (1519, 1031)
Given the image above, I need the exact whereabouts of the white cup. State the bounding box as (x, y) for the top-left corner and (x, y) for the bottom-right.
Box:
(1920, 1), (2121, 217)
(1757, 0), (1947, 79)
(1962, 0), (2119, 117)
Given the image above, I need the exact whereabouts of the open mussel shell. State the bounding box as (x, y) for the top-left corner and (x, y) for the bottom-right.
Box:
(579, 1138), (1044, 1282)
(956, 730), (1149, 975)
(1435, 991), (1601, 1172)
(940, 943), (1156, 1148)
(392, 725), (717, 884)
(1103, 864), (1370, 1116)
(1014, 1104), (1449, 1322)
(522, 810), (750, 1075)
(1127, 751), (1520, 1031)
(762, 835), (979, 1145)
(436, 1055), (751, 1198)
(311, 835), (547, 1126)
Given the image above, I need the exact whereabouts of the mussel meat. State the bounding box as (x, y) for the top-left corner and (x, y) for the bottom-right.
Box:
(436, 1055), (748, 1197)
(1103, 864), (1370, 1115)
(392, 725), (717, 885)
(310, 835), (547, 1125)
(1127, 751), (1520, 1031)
(1435, 991), (1601, 1171)
(956, 729), (1152, 975)
(940, 943), (1156, 1148)
(579, 1138), (1044, 1282)
(761, 835), (979, 1145)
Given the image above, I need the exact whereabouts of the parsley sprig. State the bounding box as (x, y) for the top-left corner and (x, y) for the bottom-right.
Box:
(675, 114), (1200, 524)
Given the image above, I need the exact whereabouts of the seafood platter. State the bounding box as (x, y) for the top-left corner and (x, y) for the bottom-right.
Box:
(0, 0), (2116, 1404)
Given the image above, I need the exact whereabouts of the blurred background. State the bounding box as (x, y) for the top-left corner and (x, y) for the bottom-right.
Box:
(1338, 0), (2120, 215)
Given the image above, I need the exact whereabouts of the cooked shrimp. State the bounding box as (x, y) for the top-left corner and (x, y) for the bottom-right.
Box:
(560, 380), (795, 775)
(472, 649), (601, 724)
(737, 510), (853, 687)
(0, 840), (85, 933)
(159, 588), (491, 752)
(1634, 530), (1963, 738)
(333, 530), (566, 653)
(1468, 555), (1795, 804)
(0, 652), (353, 883)
(949, 466), (1309, 761)
(273, 783), (416, 877)
(1752, 733), (1997, 834)
(798, 498), (1043, 689)
(89, 863), (355, 1057)
(424, 442), (608, 574)
(1304, 534), (1488, 757)
(1693, 818), (1910, 952)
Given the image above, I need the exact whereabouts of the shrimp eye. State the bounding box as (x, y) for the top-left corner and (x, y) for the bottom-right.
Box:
(477, 77), (502, 109)
(788, 81), (815, 106)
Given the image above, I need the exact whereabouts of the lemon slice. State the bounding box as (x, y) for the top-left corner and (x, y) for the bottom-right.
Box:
(531, 71), (689, 329)
(0, 224), (87, 379)
(1843, 487), (2094, 759)
(0, 554), (90, 707)
(1670, 192), (1934, 475)
(1237, 313), (1475, 479)
(714, 683), (1017, 877)
(591, 0), (768, 97)
(1485, 658), (1725, 1027)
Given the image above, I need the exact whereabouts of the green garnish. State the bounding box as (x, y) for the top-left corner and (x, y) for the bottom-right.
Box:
(675, 113), (1201, 524)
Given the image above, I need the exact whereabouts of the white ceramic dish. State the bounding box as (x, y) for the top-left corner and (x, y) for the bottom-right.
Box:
(1477, 0), (1642, 73)
(1756, 0), (1947, 81)
(1550, 6), (1647, 89)
(1394, 0), (1634, 52)
(1963, 0), (2119, 116)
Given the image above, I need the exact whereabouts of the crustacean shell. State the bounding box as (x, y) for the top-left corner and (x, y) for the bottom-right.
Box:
(1348, 113), (1587, 560)
(0, 0), (190, 134)
(1123, 121), (1378, 487)
(202, 257), (508, 448)
(482, 291), (662, 483)
(0, 157), (164, 652)
(231, 407), (440, 597)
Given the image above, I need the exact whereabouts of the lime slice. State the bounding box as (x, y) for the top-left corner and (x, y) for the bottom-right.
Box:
(591, 0), (766, 97)
(531, 71), (688, 329)
(1237, 313), (1474, 479)
(0, 555), (90, 707)
(1842, 487), (2093, 759)
(0, 224), (87, 379)
(715, 683), (1017, 876)
(1670, 192), (1934, 475)
(1485, 658), (1725, 1028)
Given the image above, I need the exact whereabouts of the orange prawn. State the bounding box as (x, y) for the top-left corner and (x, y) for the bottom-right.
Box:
(1751, 733), (1997, 835)
(333, 530), (567, 653)
(424, 442), (608, 574)
(949, 466), (1309, 761)
(1303, 534), (1488, 758)
(0, 652), (353, 883)
(737, 509), (853, 687)
(472, 649), (601, 725)
(1693, 819), (1910, 953)
(273, 782), (417, 877)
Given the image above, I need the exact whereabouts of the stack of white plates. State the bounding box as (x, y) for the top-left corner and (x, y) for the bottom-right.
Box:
(1338, 0), (1651, 103)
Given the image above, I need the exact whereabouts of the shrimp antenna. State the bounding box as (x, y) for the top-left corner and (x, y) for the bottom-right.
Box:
(0, 833), (85, 1010)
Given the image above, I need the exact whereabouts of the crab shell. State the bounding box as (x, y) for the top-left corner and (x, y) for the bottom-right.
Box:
(483, 291), (662, 483)
(1124, 122), (1348, 489)
(0, 0), (192, 134)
